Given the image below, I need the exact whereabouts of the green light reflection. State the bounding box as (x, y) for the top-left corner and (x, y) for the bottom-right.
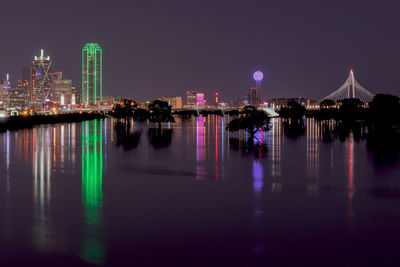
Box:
(81, 120), (105, 265)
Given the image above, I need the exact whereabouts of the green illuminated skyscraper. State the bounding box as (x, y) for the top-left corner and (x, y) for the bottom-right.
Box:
(82, 43), (102, 106)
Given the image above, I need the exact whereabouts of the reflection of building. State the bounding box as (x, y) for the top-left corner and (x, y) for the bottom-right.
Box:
(196, 116), (206, 180)
(159, 96), (183, 109)
(306, 118), (320, 193)
(82, 43), (102, 107)
(32, 49), (52, 104)
(32, 126), (53, 252)
(81, 120), (105, 264)
(271, 118), (282, 179)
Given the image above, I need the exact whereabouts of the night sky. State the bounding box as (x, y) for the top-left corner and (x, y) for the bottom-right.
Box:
(0, 0), (399, 102)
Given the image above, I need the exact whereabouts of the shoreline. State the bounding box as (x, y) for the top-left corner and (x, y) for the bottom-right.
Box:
(0, 112), (106, 132)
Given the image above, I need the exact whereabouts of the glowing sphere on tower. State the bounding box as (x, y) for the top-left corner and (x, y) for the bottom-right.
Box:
(253, 71), (263, 81)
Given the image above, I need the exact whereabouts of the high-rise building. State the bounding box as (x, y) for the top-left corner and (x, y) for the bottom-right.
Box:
(247, 87), (257, 106)
(186, 91), (197, 107)
(159, 97), (183, 109)
(196, 93), (205, 106)
(50, 72), (63, 101)
(54, 79), (72, 105)
(21, 67), (32, 102)
(21, 66), (32, 82)
(82, 43), (102, 106)
(0, 79), (8, 108)
(32, 49), (52, 104)
(215, 92), (219, 106)
(71, 86), (80, 105)
(8, 81), (29, 109)
(186, 91), (205, 107)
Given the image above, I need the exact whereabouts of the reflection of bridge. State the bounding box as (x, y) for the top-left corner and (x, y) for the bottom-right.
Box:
(322, 70), (375, 102)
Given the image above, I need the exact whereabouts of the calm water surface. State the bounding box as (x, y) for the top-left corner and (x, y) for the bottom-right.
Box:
(0, 116), (400, 266)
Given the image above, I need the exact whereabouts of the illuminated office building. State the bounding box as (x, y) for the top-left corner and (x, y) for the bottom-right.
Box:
(54, 80), (73, 105)
(186, 91), (205, 107)
(71, 86), (80, 105)
(32, 49), (52, 104)
(186, 91), (197, 107)
(8, 81), (30, 108)
(159, 96), (183, 109)
(0, 80), (7, 107)
(50, 72), (63, 101)
(82, 43), (102, 106)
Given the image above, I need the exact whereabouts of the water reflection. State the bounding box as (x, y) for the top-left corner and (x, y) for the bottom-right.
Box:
(81, 120), (105, 265)
(0, 115), (399, 265)
(347, 132), (355, 219)
(115, 122), (142, 150)
(306, 118), (320, 193)
(148, 128), (173, 148)
(196, 115), (206, 180)
(252, 158), (265, 254)
(270, 118), (282, 179)
(4, 131), (10, 192)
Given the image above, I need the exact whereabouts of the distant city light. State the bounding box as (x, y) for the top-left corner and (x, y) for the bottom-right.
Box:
(253, 71), (263, 81)
(196, 93), (204, 105)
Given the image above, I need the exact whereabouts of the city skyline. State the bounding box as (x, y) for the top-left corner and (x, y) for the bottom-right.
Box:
(0, 0), (399, 102)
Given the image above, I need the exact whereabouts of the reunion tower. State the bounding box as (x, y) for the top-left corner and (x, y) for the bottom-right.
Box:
(253, 70), (263, 104)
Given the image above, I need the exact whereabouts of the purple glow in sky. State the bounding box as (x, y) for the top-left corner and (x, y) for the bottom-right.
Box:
(253, 71), (263, 81)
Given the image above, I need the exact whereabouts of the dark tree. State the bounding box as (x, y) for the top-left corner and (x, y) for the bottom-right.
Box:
(148, 100), (175, 129)
(369, 94), (400, 126)
(280, 101), (306, 121)
(338, 98), (364, 121)
(320, 99), (335, 109)
(227, 106), (271, 141)
(366, 94), (400, 157)
(112, 98), (137, 123)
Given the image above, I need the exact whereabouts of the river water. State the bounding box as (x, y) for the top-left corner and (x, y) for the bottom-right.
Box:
(0, 116), (399, 266)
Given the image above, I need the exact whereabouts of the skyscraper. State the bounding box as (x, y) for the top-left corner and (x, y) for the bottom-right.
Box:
(82, 43), (102, 107)
(247, 87), (257, 106)
(54, 79), (72, 105)
(50, 72), (63, 101)
(32, 49), (52, 104)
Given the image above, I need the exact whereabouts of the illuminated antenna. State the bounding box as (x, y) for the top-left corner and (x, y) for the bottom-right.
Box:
(34, 49), (50, 60)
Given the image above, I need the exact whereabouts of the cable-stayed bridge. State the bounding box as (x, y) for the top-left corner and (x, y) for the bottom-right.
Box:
(322, 70), (375, 102)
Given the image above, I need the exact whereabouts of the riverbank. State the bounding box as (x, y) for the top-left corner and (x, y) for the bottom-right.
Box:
(0, 112), (106, 132)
